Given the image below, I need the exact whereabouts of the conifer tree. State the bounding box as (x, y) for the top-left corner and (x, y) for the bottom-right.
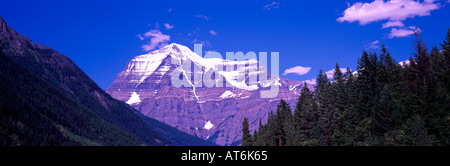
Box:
(336, 67), (357, 145)
(411, 31), (431, 104)
(378, 45), (391, 84)
(373, 85), (400, 145)
(332, 64), (345, 111)
(441, 28), (450, 74)
(266, 111), (277, 146)
(354, 51), (380, 144)
(330, 63), (346, 145)
(356, 51), (373, 119)
(254, 118), (266, 146)
(275, 99), (293, 146)
(401, 115), (432, 146)
(252, 130), (258, 146)
(315, 69), (334, 145)
(242, 117), (252, 146)
(333, 63), (343, 82)
(294, 83), (318, 145)
(437, 28), (450, 145)
(316, 69), (329, 92)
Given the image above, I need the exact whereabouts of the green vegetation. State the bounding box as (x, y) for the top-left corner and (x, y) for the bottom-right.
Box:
(0, 52), (145, 145)
(66, 129), (103, 146)
(0, 29), (168, 146)
(242, 117), (252, 146)
(243, 29), (450, 146)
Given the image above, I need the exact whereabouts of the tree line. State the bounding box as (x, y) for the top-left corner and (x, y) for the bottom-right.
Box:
(242, 29), (450, 146)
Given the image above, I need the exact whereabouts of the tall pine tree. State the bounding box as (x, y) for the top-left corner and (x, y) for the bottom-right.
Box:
(242, 117), (252, 146)
(275, 99), (293, 146)
(294, 83), (318, 145)
(373, 85), (401, 145)
(437, 28), (450, 145)
(330, 63), (347, 145)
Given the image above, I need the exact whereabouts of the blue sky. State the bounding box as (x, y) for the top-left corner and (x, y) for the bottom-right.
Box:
(1, 0), (449, 89)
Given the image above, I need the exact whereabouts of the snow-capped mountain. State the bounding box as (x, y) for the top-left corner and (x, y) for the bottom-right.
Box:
(107, 43), (311, 145)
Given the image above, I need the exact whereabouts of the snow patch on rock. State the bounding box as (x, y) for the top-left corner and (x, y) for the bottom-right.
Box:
(220, 90), (237, 99)
(203, 121), (214, 130)
(126, 92), (141, 105)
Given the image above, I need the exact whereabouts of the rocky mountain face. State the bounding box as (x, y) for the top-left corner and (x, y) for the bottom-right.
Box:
(0, 16), (214, 146)
(107, 43), (312, 145)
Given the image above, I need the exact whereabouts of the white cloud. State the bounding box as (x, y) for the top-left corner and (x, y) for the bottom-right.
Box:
(188, 28), (200, 36)
(153, 23), (160, 29)
(136, 34), (144, 40)
(191, 39), (211, 47)
(389, 26), (420, 38)
(325, 68), (348, 79)
(382, 20), (405, 29)
(283, 66), (311, 76)
(337, 0), (440, 38)
(191, 38), (198, 43)
(303, 78), (316, 85)
(195, 15), (211, 21)
(337, 0), (440, 25)
(164, 23), (174, 30)
(264, 2), (280, 10)
(167, 8), (173, 13)
(364, 40), (380, 50)
(140, 29), (171, 51)
(209, 30), (217, 35)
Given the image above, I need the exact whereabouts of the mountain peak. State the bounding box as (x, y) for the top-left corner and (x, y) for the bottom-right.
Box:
(0, 16), (8, 35)
(165, 43), (183, 53)
(159, 43), (192, 55)
(0, 16), (5, 26)
(0, 16), (12, 34)
(0, 16), (28, 44)
(121, 41), (276, 92)
(140, 42), (203, 63)
(166, 43), (183, 47)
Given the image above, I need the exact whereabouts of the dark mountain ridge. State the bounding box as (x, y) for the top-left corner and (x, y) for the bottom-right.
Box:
(0, 16), (214, 146)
